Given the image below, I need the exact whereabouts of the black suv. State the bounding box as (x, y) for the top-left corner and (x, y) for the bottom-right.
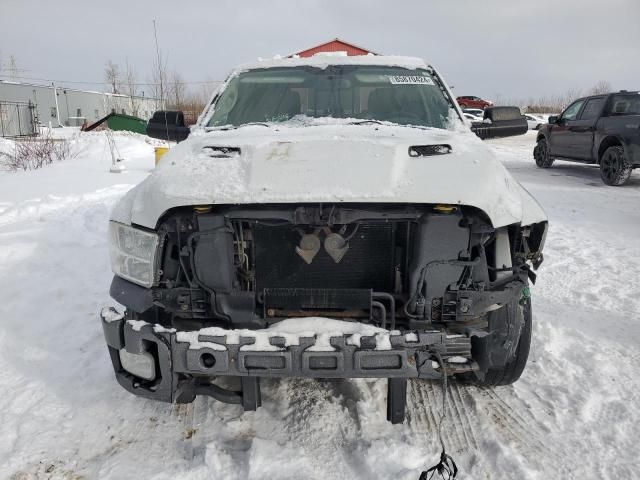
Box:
(534, 91), (640, 185)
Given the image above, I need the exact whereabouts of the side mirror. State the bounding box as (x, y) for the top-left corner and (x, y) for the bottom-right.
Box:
(470, 106), (528, 140)
(547, 115), (558, 124)
(146, 110), (190, 142)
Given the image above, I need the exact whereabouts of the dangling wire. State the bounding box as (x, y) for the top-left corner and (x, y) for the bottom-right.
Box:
(419, 351), (458, 480)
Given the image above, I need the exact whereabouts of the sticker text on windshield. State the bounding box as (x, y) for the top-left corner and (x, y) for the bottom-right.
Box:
(388, 76), (435, 85)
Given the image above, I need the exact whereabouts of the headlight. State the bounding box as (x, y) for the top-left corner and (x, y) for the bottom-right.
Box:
(109, 221), (159, 287)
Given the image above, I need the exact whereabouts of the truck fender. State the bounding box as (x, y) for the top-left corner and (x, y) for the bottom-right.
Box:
(595, 135), (625, 164)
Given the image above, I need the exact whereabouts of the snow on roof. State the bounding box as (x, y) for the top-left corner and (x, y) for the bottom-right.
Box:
(237, 54), (431, 72)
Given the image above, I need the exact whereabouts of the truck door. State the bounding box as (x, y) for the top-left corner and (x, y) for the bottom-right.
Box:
(549, 99), (585, 158)
(568, 96), (605, 161)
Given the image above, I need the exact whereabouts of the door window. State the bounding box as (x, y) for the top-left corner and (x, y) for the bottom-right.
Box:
(560, 99), (585, 121)
(579, 97), (605, 120)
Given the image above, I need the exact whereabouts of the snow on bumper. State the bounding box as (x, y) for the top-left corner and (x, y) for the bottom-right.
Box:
(100, 308), (472, 403)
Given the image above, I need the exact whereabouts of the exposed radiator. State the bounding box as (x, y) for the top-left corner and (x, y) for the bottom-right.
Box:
(253, 224), (395, 292)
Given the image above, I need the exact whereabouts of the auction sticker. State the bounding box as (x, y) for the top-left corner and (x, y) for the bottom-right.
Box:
(388, 76), (435, 85)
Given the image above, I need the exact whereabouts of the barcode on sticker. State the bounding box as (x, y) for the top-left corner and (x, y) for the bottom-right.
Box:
(389, 76), (435, 85)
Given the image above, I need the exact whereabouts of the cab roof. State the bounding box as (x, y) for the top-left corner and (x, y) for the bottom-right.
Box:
(236, 54), (431, 72)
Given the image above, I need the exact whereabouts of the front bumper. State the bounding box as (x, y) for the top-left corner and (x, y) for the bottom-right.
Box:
(101, 308), (473, 404)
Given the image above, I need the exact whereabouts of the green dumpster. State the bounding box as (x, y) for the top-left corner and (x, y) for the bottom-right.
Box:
(105, 113), (148, 134)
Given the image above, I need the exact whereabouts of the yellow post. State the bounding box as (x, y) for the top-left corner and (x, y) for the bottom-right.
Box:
(154, 146), (169, 165)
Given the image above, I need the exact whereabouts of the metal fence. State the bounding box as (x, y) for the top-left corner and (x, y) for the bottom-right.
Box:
(0, 101), (37, 138)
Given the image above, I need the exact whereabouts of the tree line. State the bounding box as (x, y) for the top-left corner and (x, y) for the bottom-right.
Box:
(495, 81), (613, 113)
(103, 59), (215, 123)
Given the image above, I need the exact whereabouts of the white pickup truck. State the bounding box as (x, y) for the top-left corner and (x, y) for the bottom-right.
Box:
(101, 54), (546, 423)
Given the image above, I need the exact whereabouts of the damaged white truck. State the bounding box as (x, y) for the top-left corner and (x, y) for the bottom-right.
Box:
(101, 55), (547, 423)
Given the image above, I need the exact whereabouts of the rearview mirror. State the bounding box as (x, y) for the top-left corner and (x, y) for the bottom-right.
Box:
(146, 110), (190, 142)
(470, 106), (528, 140)
(547, 115), (558, 124)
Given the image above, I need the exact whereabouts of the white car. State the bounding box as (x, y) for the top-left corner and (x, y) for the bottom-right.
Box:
(462, 108), (485, 119)
(524, 114), (544, 130)
(102, 54), (547, 423)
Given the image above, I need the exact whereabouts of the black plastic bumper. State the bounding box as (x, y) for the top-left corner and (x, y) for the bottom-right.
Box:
(101, 308), (472, 404)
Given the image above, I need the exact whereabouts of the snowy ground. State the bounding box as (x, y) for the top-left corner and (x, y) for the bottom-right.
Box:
(0, 129), (639, 479)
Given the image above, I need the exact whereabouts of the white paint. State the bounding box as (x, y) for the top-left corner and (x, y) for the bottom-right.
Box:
(111, 55), (546, 230)
(113, 122), (546, 229)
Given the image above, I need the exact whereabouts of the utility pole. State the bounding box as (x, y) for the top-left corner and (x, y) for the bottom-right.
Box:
(63, 89), (70, 126)
(52, 82), (62, 127)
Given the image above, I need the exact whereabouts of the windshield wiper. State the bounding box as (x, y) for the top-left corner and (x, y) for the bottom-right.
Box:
(348, 120), (384, 126)
(348, 119), (432, 130)
(210, 122), (271, 131)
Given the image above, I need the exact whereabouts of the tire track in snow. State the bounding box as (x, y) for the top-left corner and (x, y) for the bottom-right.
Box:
(449, 382), (480, 450)
(407, 379), (438, 441)
(474, 387), (570, 470)
(408, 378), (569, 471)
(407, 380), (479, 454)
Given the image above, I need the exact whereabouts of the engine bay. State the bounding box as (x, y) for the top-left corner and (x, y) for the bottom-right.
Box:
(137, 203), (545, 333)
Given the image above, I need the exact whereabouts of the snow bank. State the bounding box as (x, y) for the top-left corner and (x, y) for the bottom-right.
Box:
(0, 137), (15, 156)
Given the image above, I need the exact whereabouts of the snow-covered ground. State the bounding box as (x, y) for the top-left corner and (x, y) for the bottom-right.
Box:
(0, 129), (638, 479)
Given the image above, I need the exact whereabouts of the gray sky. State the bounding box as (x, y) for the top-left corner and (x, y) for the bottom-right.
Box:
(1, 0), (639, 101)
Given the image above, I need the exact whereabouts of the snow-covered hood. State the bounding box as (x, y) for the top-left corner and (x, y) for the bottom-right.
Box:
(112, 124), (547, 229)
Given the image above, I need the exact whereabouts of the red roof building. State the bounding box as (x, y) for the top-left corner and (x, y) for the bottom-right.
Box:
(291, 38), (377, 58)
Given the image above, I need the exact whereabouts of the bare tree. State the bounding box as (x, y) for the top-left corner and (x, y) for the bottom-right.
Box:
(104, 60), (120, 94)
(589, 80), (612, 95)
(123, 59), (139, 116)
(168, 70), (186, 109)
(501, 80), (619, 114)
(8, 55), (19, 80)
(149, 54), (169, 108)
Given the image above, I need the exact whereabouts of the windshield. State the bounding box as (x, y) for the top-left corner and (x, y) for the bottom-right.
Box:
(207, 65), (456, 129)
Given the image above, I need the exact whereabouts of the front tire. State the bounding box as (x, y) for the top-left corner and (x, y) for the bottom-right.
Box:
(600, 145), (632, 186)
(534, 138), (554, 168)
(461, 299), (532, 386)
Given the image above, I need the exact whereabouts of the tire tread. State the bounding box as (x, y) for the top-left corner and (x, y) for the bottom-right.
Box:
(600, 145), (632, 186)
(462, 300), (532, 387)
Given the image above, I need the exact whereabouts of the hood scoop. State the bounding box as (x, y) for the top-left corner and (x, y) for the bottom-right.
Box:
(408, 144), (452, 157)
(202, 146), (241, 158)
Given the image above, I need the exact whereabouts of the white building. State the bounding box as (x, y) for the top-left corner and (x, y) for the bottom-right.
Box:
(0, 80), (161, 130)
